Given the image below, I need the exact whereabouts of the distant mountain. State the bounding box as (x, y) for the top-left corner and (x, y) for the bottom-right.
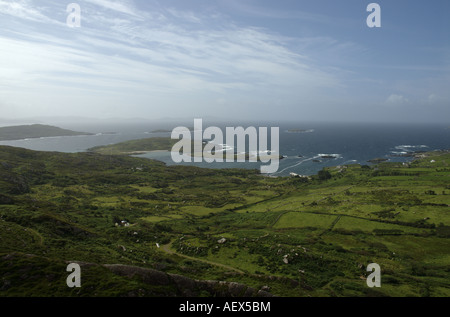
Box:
(0, 124), (93, 141)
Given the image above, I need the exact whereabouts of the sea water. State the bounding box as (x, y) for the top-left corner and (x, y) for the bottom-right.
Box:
(0, 120), (448, 176)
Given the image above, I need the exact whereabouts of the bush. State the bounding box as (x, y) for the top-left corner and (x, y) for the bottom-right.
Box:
(318, 170), (332, 180)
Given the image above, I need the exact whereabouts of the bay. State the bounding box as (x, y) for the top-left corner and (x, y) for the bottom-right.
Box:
(1, 120), (448, 176)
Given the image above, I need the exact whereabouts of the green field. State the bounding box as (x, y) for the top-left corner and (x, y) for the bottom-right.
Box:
(273, 212), (336, 229)
(1, 144), (449, 297)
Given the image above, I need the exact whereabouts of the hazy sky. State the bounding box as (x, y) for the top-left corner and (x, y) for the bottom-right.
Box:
(0, 0), (449, 122)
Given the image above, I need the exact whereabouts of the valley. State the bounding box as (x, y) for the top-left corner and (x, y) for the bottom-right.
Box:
(0, 145), (449, 297)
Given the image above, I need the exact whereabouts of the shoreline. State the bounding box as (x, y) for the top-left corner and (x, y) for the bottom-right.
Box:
(0, 133), (94, 142)
(127, 150), (169, 154)
(135, 148), (450, 178)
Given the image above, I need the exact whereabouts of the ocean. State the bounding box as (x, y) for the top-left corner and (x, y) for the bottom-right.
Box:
(1, 120), (449, 177)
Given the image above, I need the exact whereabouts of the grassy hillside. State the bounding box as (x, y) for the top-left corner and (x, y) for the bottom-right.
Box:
(89, 137), (285, 161)
(0, 145), (449, 297)
(89, 137), (179, 155)
(0, 124), (93, 141)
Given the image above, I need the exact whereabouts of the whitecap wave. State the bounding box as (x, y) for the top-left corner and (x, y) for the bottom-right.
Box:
(317, 153), (342, 159)
(395, 145), (428, 151)
(391, 151), (408, 155)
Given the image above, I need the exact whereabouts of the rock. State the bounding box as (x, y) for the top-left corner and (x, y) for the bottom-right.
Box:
(104, 264), (170, 286)
(243, 286), (259, 297)
(101, 263), (275, 297)
(257, 290), (273, 297)
(1, 280), (11, 291)
(1, 162), (13, 169)
(170, 274), (197, 296)
(217, 238), (227, 244)
(228, 282), (247, 296)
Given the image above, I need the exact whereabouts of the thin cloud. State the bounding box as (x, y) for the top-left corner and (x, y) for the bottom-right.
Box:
(0, 0), (58, 24)
(385, 94), (409, 106)
(6, 0), (440, 121)
(222, 0), (330, 24)
(84, 0), (142, 17)
(0, 1), (346, 118)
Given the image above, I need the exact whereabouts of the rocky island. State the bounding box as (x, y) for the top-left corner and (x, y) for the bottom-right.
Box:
(286, 129), (313, 133)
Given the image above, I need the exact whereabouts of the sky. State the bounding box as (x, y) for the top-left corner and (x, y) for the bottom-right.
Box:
(0, 0), (449, 123)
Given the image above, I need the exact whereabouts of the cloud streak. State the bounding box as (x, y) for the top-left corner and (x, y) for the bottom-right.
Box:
(85, 0), (142, 17)
(1, 0), (448, 122)
(0, 0), (60, 24)
(0, 1), (342, 108)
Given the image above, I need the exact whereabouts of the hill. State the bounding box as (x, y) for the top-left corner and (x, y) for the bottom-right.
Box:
(0, 124), (93, 141)
(89, 137), (285, 161)
(0, 145), (449, 297)
(89, 137), (179, 155)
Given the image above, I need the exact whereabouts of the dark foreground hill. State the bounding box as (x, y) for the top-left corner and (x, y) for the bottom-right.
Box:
(0, 145), (449, 297)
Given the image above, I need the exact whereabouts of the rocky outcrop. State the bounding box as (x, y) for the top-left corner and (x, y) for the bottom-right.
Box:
(104, 264), (274, 297)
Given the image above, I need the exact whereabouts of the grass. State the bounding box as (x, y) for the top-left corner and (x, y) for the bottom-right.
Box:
(273, 212), (337, 229)
(88, 137), (179, 155)
(141, 215), (184, 223)
(0, 145), (449, 297)
(332, 216), (426, 234)
(179, 204), (241, 216)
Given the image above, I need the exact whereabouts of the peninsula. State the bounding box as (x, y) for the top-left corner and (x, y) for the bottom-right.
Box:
(0, 124), (93, 141)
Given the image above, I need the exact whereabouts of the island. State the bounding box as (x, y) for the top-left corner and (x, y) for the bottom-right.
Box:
(0, 124), (93, 141)
(147, 127), (195, 134)
(147, 129), (172, 133)
(286, 129), (307, 133)
(98, 132), (117, 135)
(285, 128), (314, 134)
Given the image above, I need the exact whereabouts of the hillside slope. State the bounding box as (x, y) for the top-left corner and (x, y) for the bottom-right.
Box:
(0, 124), (93, 141)
(1, 145), (449, 297)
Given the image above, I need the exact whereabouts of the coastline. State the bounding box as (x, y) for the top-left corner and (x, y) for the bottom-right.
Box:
(125, 150), (169, 154)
